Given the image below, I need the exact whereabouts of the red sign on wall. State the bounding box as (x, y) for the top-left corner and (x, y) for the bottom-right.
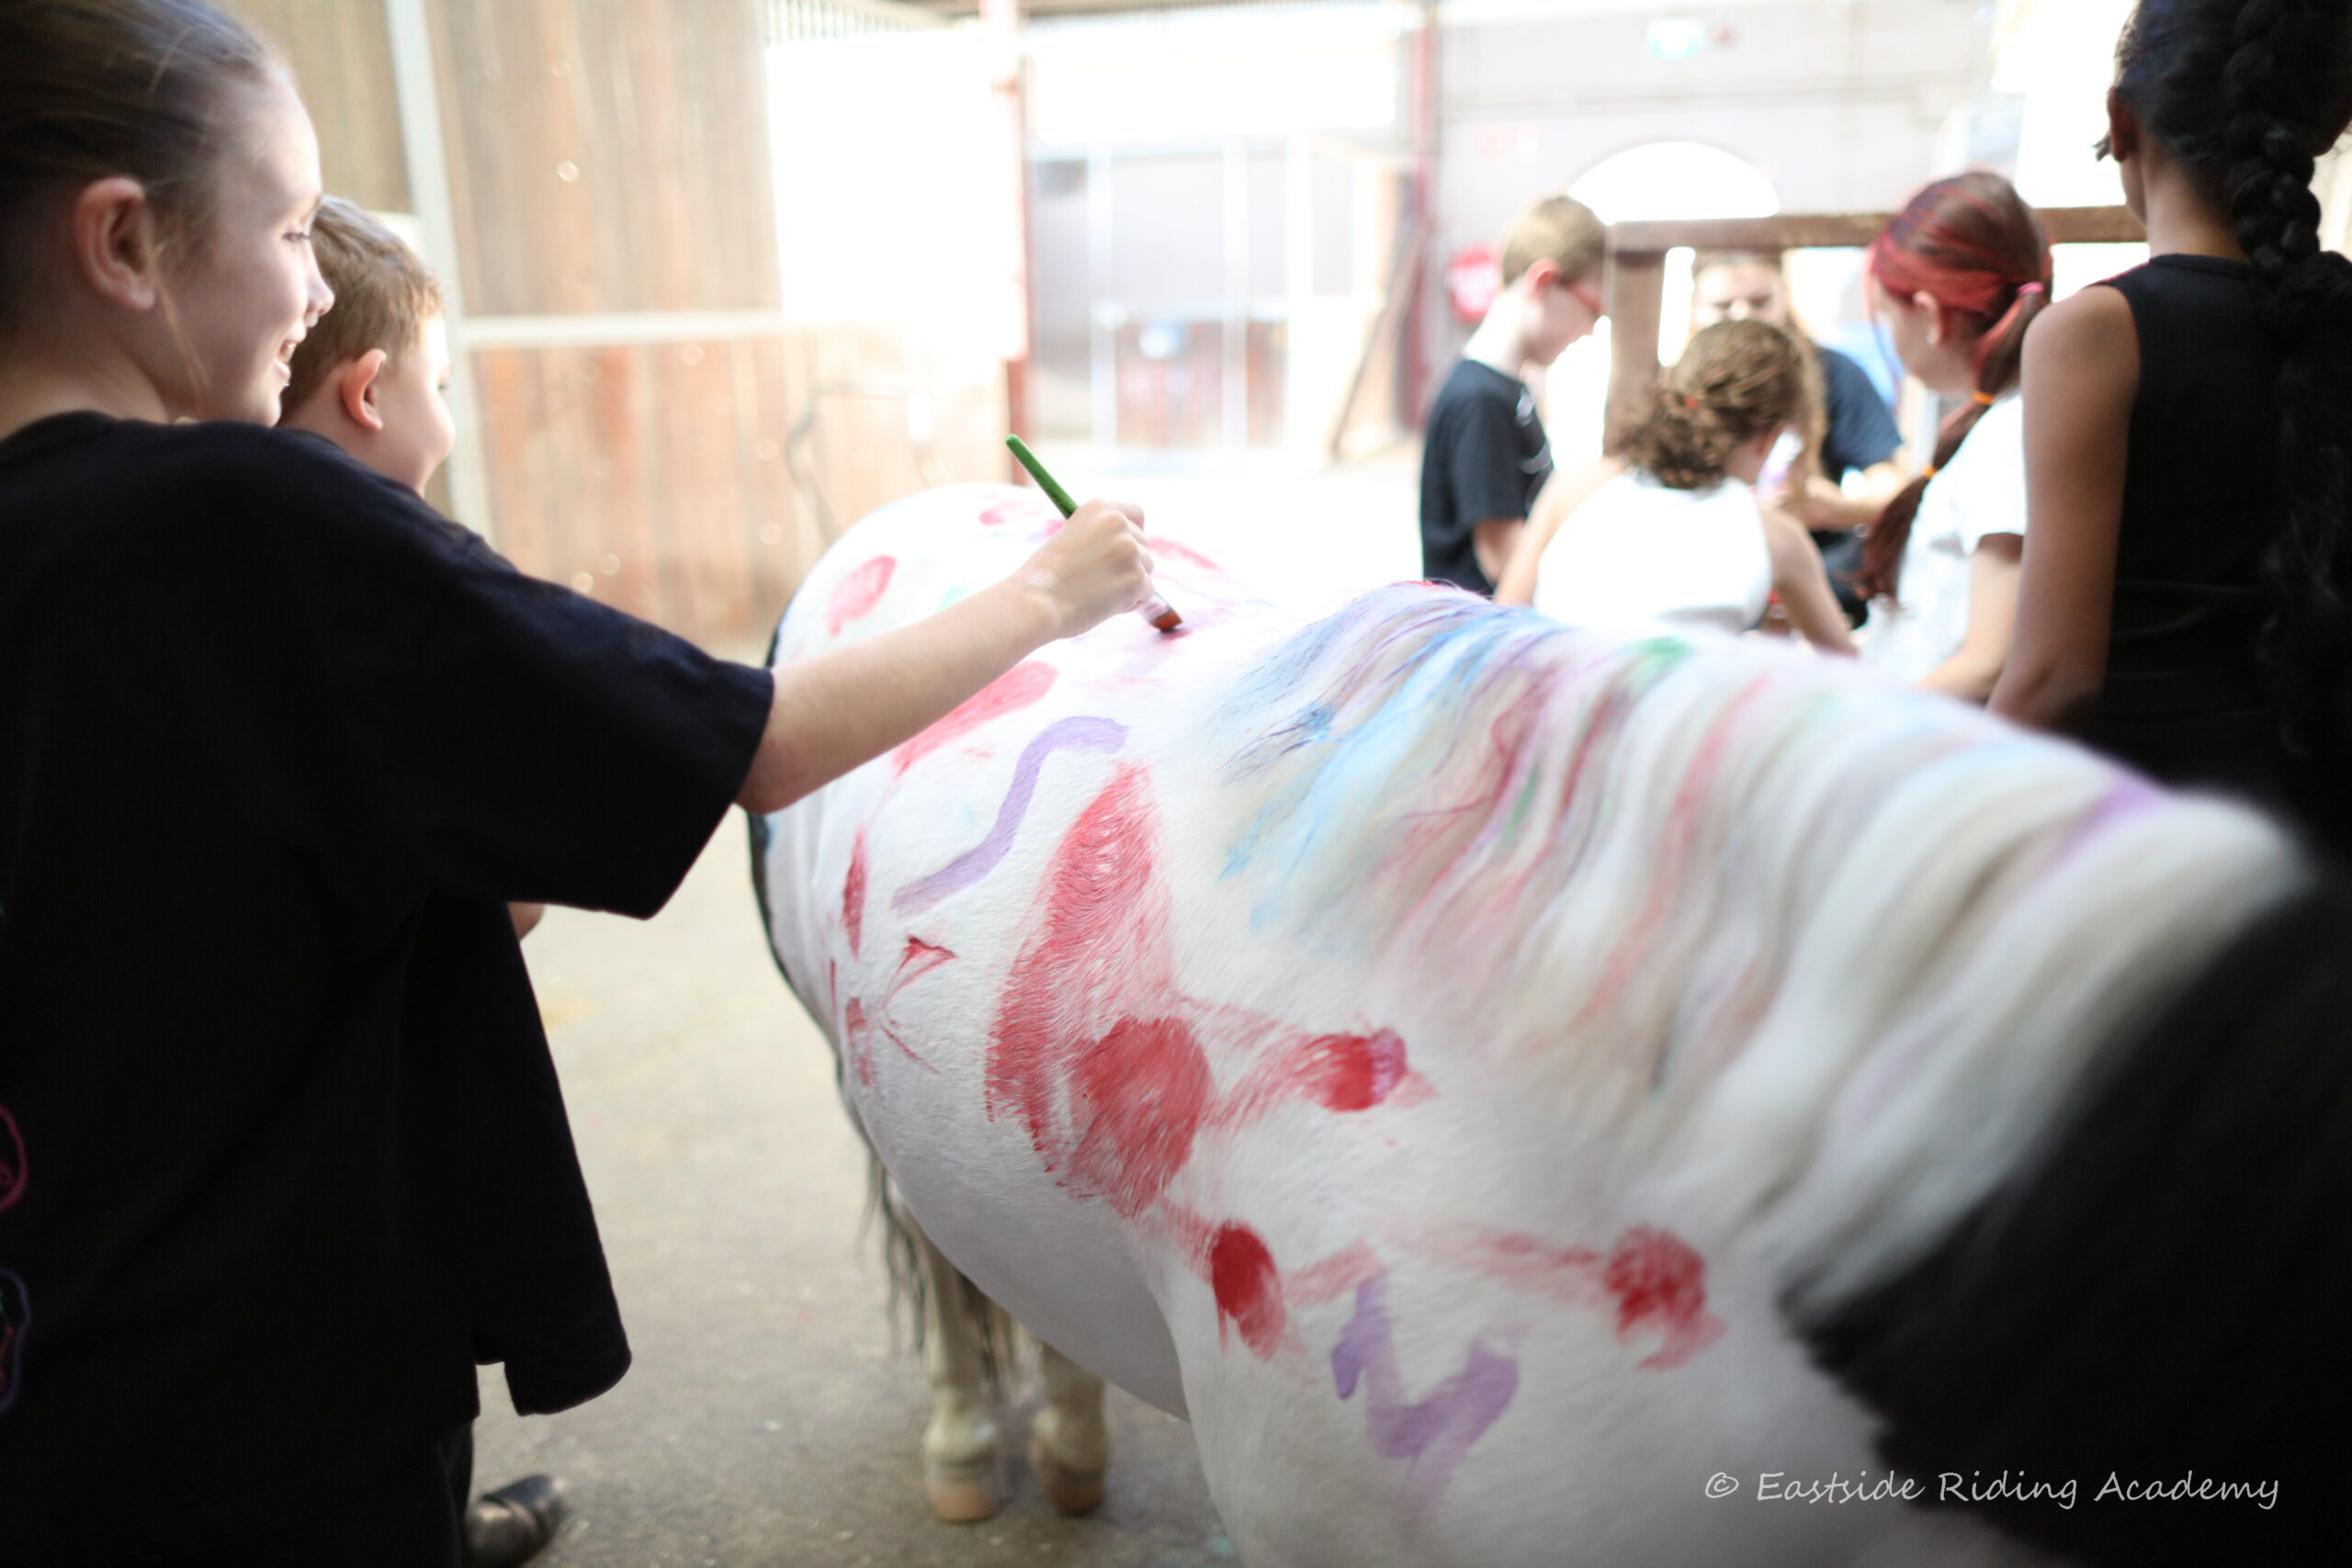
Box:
(1444, 243), (1501, 325)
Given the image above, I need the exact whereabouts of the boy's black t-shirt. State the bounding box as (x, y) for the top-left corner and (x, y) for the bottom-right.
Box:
(0, 414), (773, 1540)
(1420, 358), (1553, 595)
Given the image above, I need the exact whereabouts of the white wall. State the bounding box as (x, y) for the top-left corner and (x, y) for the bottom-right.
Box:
(1439, 1), (1996, 260)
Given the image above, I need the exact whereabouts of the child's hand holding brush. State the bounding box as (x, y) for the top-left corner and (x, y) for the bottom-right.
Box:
(1009, 435), (1182, 631)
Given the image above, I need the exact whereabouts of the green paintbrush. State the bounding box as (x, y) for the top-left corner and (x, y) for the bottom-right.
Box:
(1006, 434), (1182, 632)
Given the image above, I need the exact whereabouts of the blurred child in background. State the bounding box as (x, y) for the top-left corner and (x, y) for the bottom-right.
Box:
(1855, 173), (2049, 702)
(1419, 193), (1607, 596)
(1691, 250), (1909, 622)
(1494, 319), (1856, 657)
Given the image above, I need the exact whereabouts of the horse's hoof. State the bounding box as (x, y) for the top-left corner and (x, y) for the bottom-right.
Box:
(1028, 1431), (1108, 1516)
(926, 1469), (1001, 1523)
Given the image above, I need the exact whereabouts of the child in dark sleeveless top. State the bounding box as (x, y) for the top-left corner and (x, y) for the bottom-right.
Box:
(1990, 0), (2352, 852)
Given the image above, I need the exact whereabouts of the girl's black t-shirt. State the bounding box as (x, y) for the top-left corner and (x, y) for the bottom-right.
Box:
(0, 413), (773, 1544)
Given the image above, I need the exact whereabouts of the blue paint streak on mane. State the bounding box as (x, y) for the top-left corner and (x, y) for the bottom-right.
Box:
(1213, 587), (1669, 934)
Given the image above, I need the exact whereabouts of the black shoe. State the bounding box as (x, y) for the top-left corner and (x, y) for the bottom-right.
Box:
(464, 1474), (566, 1568)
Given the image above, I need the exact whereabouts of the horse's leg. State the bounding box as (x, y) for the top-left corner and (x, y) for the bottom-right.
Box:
(1028, 1336), (1111, 1516)
(908, 1213), (1001, 1522)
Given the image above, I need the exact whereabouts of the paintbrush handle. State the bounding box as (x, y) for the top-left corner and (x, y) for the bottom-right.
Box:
(1004, 435), (1182, 632)
(1005, 434), (1079, 516)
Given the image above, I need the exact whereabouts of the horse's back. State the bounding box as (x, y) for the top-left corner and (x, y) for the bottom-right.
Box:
(756, 486), (2295, 1566)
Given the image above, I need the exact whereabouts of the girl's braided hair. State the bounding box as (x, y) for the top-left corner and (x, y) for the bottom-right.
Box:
(1614, 319), (1814, 491)
(2109, 0), (2352, 763)
(1858, 173), (2052, 604)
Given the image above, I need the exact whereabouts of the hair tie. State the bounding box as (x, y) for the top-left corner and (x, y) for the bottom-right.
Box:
(2016, 282), (2047, 299)
(1972, 389), (1998, 407)
(1920, 463), (1939, 481)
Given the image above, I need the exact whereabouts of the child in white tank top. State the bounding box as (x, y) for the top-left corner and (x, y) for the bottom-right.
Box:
(1495, 320), (1855, 657)
(1528, 469), (1774, 636)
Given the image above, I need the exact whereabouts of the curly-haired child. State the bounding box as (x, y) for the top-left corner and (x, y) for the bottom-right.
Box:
(1494, 319), (1857, 657)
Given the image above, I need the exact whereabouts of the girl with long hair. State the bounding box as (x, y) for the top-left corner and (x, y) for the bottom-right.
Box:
(0, 2), (1153, 1560)
(1856, 172), (2051, 700)
(1494, 319), (1858, 657)
(1989, 0), (2352, 849)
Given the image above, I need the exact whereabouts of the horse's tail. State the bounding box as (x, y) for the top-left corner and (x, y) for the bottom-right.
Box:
(857, 1161), (1015, 1390)
(1792, 876), (2352, 1565)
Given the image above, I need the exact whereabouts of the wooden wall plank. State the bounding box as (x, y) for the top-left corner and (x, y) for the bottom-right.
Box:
(231, 0), (413, 213)
(246, 2), (999, 648)
(427, 0), (777, 317)
(1608, 206), (2143, 255)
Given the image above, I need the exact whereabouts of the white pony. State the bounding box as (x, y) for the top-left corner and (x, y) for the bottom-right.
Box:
(752, 483), (2347, 1567)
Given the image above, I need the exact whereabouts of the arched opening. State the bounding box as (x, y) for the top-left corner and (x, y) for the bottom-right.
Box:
(1545, 142), (1781, 461)
(1567, 141), (1781, 224)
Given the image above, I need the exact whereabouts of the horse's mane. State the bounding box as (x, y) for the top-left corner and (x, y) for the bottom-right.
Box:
(1207, 586), (2305, 1294)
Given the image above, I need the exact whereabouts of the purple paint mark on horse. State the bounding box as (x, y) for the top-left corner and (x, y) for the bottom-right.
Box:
(1330, 1274), (1519, 1509)
(0, 1101), (24, 1213)
(2052, 775), (2168, 872)
(894, 716), (1128, 915)
(0, 1269), (29, 1416)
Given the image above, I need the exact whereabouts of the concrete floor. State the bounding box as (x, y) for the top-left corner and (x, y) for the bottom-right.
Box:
(473, 452), (1422, 1565)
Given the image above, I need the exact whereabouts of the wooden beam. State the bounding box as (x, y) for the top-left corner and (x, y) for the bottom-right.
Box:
(1601, 248), (1665, 453)
(1606, 205), (2145, 257)
(1597, 204), (2147, 450)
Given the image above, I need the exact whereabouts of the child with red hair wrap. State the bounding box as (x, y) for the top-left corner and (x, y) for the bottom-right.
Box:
(1856, 173), (2050, 701)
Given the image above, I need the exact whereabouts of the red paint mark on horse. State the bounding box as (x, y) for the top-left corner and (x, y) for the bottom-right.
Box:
(1068, 1016), (1213, 1217)
(892, 936), (957, 993)
(1602, 1226), (1724, 1370)
(1210, 1223), (1285, 1357)
(1287, 1239), (1385, 1306)
(988, 765), (1199, 1201)
(826, 556), (896, 636)
(894, 660), (1057, 776)
(987, 767), (1433, 1236)
(981, 496), (1056, 527)
(1412, 1222), (1724, 1371)
(880, 1021), (939, 1073)
(874, 938), (957, 1075)
(843, 998), (876, 1088)
(1210, 1023), (1422, 1133)
(1146, 536), (1224, 575)
(1439, 1225), (1602, 1292)
(1295, 1030), (1408, 1111)
(842, 832), (867, 958)
(1575, 675), (1770, 1036)
(989, 764), (1167, 1137)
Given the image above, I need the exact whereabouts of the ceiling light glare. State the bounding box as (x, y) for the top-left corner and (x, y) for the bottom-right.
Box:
(1647, 16), (1705, 61)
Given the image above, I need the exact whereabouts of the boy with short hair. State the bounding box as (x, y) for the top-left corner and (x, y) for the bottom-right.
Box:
(1419, 192), (1606, 595)
(279, 196), (564, 1568)
(281, 197), (458, 494)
